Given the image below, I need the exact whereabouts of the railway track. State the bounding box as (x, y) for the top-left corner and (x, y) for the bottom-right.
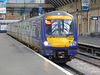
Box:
(58, 63), (85, 75)
(75, 51), (100, 67)
(59, 51), (100, 75)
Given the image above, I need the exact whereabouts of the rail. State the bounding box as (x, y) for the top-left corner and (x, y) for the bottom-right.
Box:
(78, 43), (100, 57)
(75, 51), (100, 67)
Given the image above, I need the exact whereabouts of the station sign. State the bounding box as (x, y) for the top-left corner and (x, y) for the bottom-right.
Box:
(82, 0), (89, 11)
(91, 17), (98, 20)
(38, 5), (43, 16)
(0, 0), (6, 13)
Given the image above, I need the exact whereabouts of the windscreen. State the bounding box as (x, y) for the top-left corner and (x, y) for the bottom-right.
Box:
(45, 19), (74, 36)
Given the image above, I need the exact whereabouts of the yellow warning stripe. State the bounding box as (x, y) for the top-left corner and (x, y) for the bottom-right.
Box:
(45, 15), (73, 20)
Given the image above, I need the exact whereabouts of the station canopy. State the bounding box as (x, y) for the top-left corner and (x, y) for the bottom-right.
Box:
(6, 0), (79, 8)
(6, 0), (79, 16)
(45, 0), (78, 8)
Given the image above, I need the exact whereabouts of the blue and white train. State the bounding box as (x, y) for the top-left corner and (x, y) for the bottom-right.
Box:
(7, 11), (78, 63)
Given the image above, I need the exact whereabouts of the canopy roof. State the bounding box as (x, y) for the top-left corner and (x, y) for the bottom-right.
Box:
(46, 0), (78, 8)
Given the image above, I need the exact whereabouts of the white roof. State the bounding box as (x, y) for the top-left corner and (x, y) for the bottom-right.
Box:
(0, 20), (20, 23)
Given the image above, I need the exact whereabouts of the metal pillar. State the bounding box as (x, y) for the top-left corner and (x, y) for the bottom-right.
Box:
(87, 11), (88, 33)
(75, 0), (78, 28)
(24, 0), (26, 20)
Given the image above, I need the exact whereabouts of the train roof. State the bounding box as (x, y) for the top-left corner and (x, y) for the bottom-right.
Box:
(42, 11), (74, 19)
(0, 20), (20, 23)
(10, 11), (74, 24)
(21, 11), (74, 22)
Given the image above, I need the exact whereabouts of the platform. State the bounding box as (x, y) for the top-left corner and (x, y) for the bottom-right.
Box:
(0, 33), (73, 75)
(78, 36), (100, 48)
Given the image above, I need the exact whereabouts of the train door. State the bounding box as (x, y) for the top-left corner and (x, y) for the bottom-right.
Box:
(26, 22), (30, 44)
(35, 19), (41, 48)
(30, 21), (33, 47)
(34, 20), (39, 47)
(30, 20), (36, 47)
(28, 22), (31, 45)
(19, 24), (21, 40)
(22, 22), (25, 42)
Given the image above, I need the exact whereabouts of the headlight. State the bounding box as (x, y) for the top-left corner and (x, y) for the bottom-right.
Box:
(44, 41), (51, 46)
(73, 41), (77, 46)
(70, 43), (73, 46)
(70, 41), (77, 46)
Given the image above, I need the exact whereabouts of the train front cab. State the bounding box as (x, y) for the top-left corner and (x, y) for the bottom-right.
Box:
(42, 14), (78, 63)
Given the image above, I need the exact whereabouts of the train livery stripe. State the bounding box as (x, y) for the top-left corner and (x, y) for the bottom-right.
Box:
(45, 15), (73, 20)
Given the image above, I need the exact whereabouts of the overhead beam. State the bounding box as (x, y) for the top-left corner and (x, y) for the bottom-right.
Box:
(70, 0), (74, 3)
(7, 3), (54, 8)
(59, 0), (65, 6)
(67, 0), (71, 3)
(72, 0), (75, 2)
(54, 0), (62, 7)
(49, 0), (59, 7)
(49, 0), (57, 8)
(51, 0), (60, 7)
(69, 0), (73, 3)
(55, 0), (63, 6)
(63, 0), (69, 4)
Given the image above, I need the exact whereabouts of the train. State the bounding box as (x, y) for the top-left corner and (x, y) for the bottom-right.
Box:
(7, 11), (78, 63)
(0, 20), (19, 33)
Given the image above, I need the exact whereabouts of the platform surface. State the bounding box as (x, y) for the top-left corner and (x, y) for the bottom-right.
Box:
(0, 33), (73, 75)
(78, 36), (100, 48)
